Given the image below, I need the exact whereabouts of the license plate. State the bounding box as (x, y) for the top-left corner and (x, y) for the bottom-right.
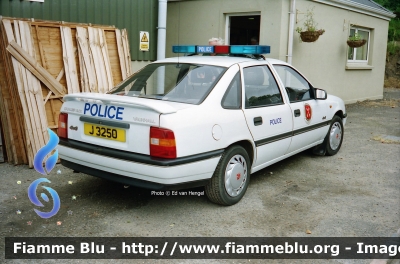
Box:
(83, 123), (126, 142)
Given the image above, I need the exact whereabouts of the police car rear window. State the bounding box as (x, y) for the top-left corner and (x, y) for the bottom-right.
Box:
(109, 63), (226, 105)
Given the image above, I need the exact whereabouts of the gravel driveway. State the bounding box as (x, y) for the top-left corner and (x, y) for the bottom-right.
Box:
(0, 88), (399, 264)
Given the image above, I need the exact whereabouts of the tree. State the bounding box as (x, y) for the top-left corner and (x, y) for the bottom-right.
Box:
(374, 0), (399, 40)
(373, 0), (399, 16)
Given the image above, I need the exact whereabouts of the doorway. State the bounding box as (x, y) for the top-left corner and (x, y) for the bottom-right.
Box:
(226, 14), (261, 45)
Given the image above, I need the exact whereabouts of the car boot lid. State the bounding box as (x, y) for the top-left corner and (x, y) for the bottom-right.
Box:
(63, 93), (192, 114)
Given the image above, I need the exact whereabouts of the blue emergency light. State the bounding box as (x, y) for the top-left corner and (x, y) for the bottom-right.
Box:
(230, 45), (270, 54)
(172, 45), (271, 55)
(172, 45), (196, 53)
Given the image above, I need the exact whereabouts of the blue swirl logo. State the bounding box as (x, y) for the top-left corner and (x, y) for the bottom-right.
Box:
(34, 128), (59, 175)
(30, 128), (60, 219)
(28, 178), (60, 218)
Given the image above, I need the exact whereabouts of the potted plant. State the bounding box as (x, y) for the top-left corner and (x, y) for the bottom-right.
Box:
(347, 33), (367, 48)
(296, 8), (325, 43)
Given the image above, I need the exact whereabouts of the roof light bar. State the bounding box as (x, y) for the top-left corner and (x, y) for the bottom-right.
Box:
(172, 45), (271, 55)
(214, 45), (230, 54)
(230, 45), (271, 54)
(172, 45), (196, 53)
(196, 45), (214, 53)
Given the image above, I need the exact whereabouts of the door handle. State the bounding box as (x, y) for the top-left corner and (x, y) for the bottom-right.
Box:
(253, 116), (263, 126)
(294, 109), (301, 117)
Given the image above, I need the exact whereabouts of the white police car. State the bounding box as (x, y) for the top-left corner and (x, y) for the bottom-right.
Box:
(58, 44), (347, 205)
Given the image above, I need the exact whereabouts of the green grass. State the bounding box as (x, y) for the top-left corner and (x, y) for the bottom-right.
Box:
(387, 41), (400, 55)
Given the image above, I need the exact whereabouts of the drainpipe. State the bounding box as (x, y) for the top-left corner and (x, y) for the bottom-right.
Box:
(157, 0), (167, 93)
(157, 0), (167, 61)
(287, 0), (295, 65)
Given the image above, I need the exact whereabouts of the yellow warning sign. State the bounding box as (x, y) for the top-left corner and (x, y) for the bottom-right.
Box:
(139, 31), (149, 51)
(140, 43), (149, 50)
(141, 33), (149, 42)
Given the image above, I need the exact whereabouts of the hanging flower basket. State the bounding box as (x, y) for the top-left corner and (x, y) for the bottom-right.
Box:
(347, 39), (366, 48)
(299, 30), (325, 43)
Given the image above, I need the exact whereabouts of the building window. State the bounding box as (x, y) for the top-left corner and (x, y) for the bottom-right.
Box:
(347, 28), (370, 63)
(225, 13), (260, 45)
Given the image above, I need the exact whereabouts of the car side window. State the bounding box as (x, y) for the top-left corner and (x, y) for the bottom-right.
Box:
(243, 65), (283, 108)
(221, 72), (242, 109)
(273, 65), (312, 103)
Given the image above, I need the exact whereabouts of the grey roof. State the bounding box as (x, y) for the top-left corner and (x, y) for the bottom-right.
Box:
(349, 0), (393, 13)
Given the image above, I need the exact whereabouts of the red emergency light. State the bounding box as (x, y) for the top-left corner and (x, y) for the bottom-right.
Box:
(214, 45), (230, 54)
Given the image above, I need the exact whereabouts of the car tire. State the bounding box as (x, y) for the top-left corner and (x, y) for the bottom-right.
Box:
(325, 115), (344, 156)
(205, 145), (250, 206)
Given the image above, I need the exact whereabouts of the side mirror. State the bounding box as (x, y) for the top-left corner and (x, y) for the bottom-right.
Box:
(315, 88), (327, 100)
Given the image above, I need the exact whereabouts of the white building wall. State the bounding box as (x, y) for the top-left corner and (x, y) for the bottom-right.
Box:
(292, 0), (389, 103)
(166, 0), (391, 103)
(166, 0), (287, 60)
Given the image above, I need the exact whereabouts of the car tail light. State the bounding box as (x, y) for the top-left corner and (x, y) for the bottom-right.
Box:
(150, 127), (176, 159)
(58, 113), (68, 138)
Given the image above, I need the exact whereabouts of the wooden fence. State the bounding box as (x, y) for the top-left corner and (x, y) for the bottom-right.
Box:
(0, 17), (132, 167)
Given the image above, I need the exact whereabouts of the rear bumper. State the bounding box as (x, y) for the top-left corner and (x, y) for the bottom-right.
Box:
(61, 160), (210, 190)
(58, 140), (222, 188)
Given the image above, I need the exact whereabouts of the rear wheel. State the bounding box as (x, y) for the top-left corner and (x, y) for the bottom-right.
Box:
(205, 145), (250, 206)
(325, 115), (344, 156)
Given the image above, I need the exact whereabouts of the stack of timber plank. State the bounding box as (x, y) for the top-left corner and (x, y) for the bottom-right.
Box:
(0, 17), (132, 167)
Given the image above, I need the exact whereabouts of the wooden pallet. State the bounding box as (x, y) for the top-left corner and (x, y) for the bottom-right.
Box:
(0, 17), (132, 167)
